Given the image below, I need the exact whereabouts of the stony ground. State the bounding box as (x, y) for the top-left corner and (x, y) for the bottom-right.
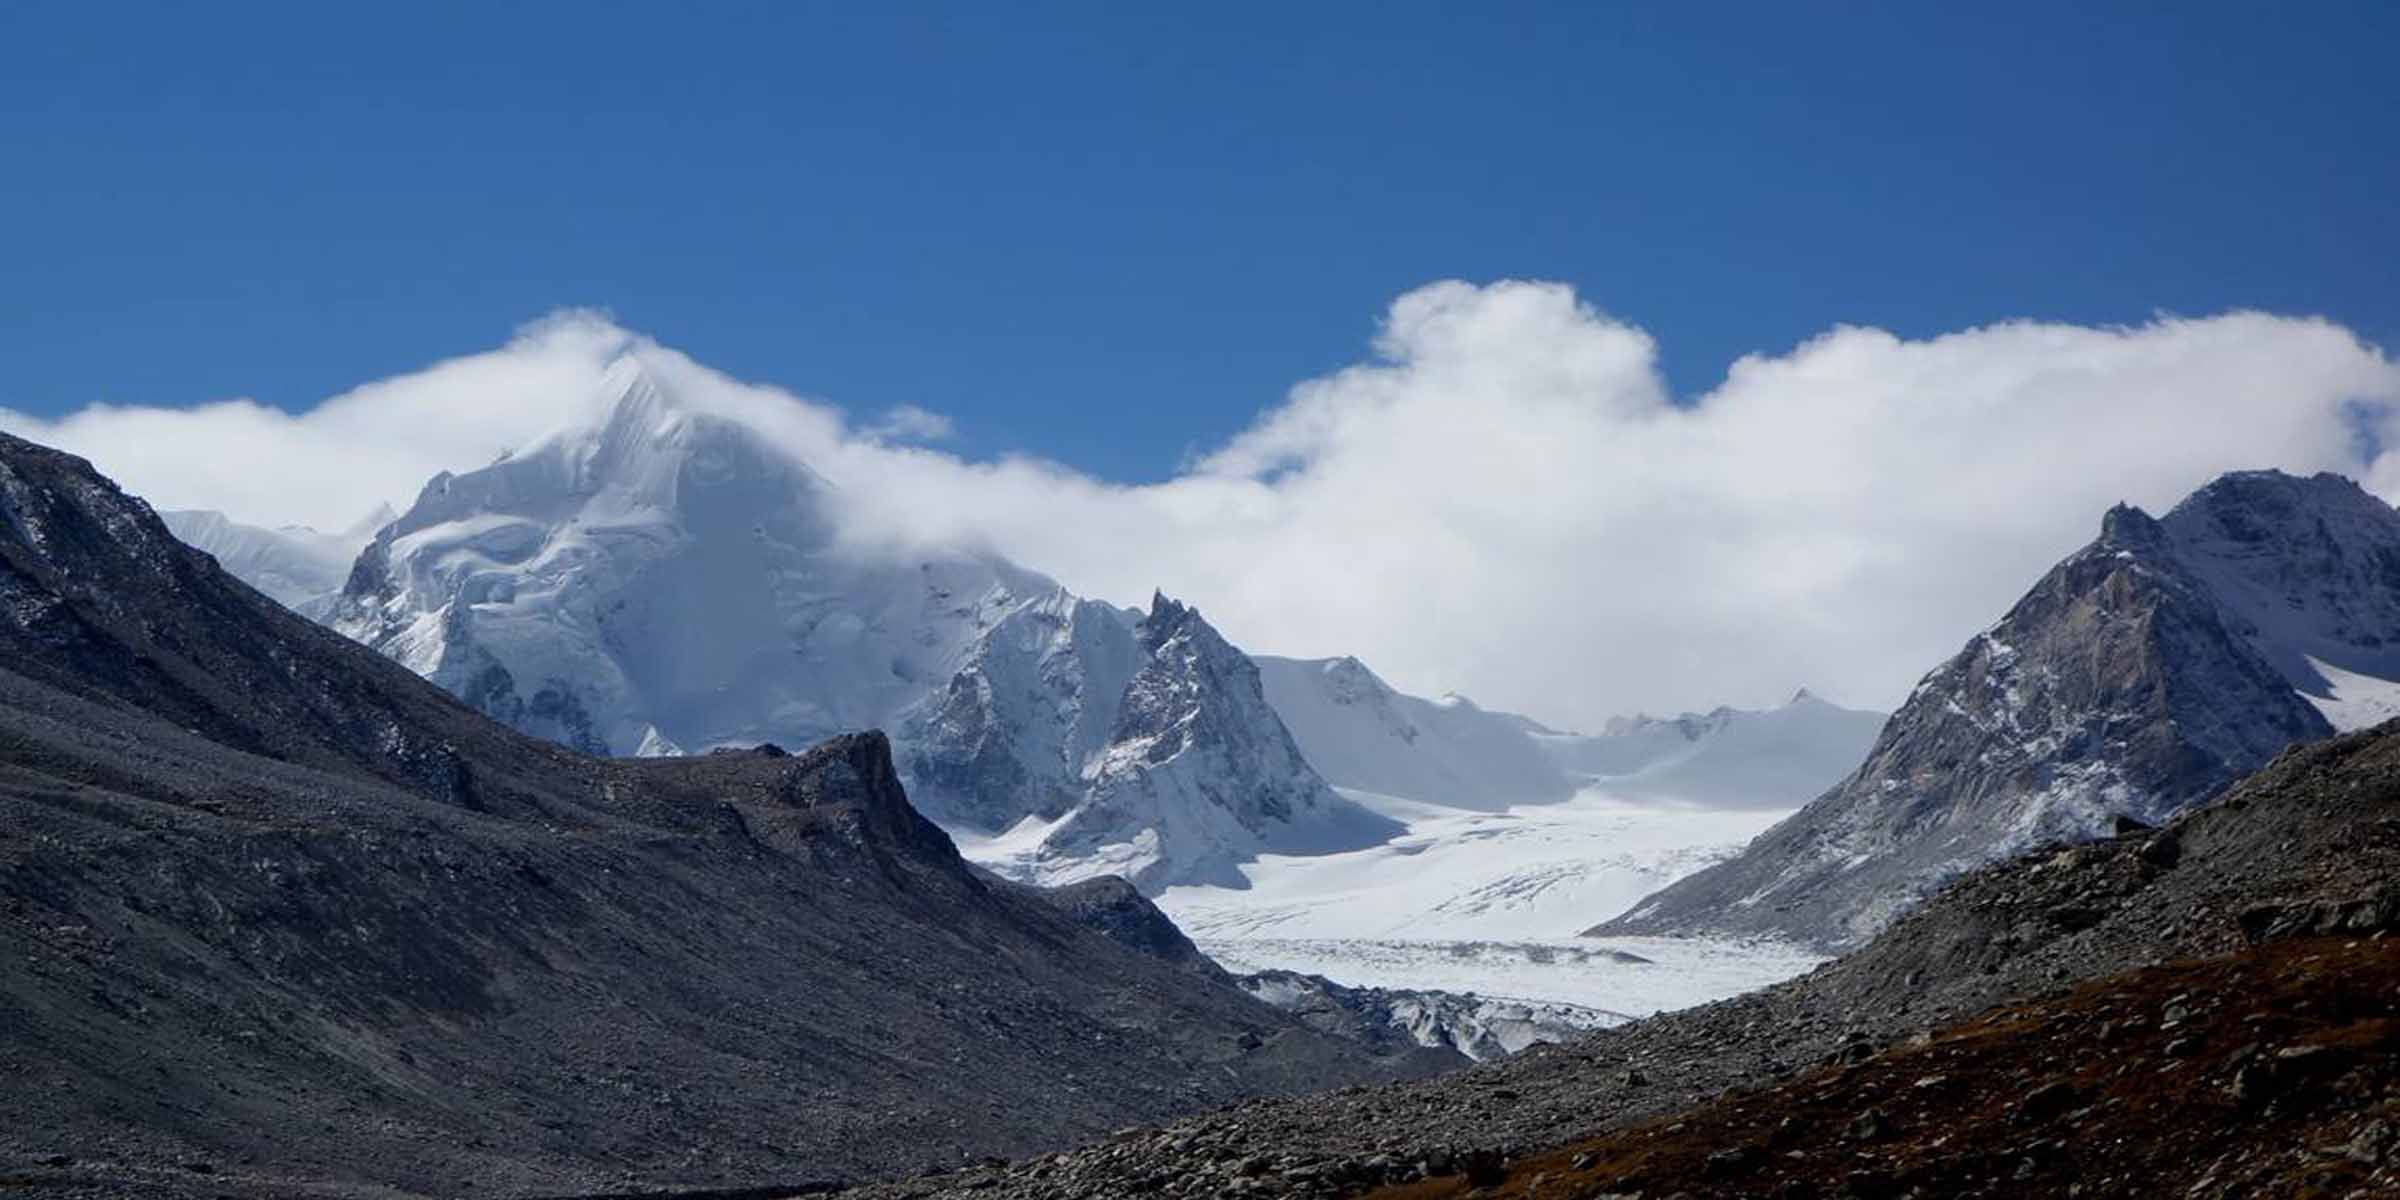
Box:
(1377, 936), (2400, 1199)
(841, 724), (2400, 1200)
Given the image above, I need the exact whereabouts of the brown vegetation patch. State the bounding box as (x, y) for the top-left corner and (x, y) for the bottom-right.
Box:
(1371, 937), (2400, 1199)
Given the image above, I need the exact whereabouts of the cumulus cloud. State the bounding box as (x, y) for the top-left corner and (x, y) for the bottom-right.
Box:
(8, 282), (2397, 730)
(863, 404), (957, 443)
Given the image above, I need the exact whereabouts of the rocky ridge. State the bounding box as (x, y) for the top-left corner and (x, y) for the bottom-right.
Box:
(1596, 471), (2397, 950)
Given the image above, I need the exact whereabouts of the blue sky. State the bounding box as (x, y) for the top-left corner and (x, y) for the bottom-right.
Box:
(4, 2), (2395, 482)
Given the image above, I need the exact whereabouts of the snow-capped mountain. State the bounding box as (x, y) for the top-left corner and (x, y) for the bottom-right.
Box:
(1256, 656), (1883, 812)
(327, 354), (1369, 890)
(1536, 690), (1889, 809)
(1254, 655), (1576, 809)
(332, 357), (1030, 758)
(948, 594), (1390, 891)
(1596, 470), (2400, 950)
(160, 506), (391, 618)
(2161, 470), (2400, 726)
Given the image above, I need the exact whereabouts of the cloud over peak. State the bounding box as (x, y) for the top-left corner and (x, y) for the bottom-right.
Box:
(8, 282), (2395, 729)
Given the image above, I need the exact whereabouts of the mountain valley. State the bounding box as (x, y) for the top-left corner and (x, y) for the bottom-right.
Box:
(41, 409), (2400, 1200)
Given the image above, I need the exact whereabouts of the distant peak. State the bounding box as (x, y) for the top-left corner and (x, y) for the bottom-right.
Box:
(2156, 468), (2395, 545)
(1789, 686), (1820, 706)
(1146, 589), (1192, 623)
(1136, 590), (1224, 656)
(2099, 501), (2164, 549)
(2178, 467), (2380, 514)
(1321, 655), (1379, 680)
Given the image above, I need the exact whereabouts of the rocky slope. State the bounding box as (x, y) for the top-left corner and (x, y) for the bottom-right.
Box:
(326, 354), (1372, 891)
(839, 709), (2400, 1198)
(0, 431), (1456, 1198)
(1375, 936), (2400, 1198)
(1596, 470), (2400, 950)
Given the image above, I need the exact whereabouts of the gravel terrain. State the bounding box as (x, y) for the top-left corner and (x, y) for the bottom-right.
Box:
(1381, 936), (2400, 1198)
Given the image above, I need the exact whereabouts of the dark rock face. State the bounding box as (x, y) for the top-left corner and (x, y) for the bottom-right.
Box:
(1594, 471), (2400, 950)
(1029, 875), (1216, 970)
(0, 432), (1455, 1198)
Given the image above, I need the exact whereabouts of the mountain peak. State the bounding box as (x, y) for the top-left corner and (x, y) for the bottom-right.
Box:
(2098, 500), (2164, 549)
(602, 350), (678, 411)
(770, 730), (960, 862)
(1138, 590), (1204, 652)
(2166, 467), (2394, 533)
(1600, 470), (2368, 950)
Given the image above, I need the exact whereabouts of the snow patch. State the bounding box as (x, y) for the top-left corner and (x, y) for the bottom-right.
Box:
(2299, 655), (2400, 732)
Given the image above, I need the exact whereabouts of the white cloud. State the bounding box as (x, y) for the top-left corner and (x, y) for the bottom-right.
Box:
(8, 282), (2397, 730)
(863, 404), (957, 443)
